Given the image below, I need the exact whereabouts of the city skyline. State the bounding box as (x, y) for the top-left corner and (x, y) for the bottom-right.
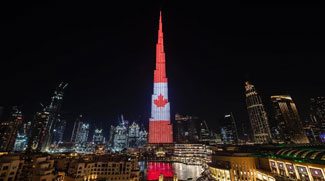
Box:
(1, 2), (325, 181)
(1, 1), (325, 128)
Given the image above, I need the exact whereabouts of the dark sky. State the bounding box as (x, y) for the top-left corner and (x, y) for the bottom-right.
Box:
(1, 1), (325, 132)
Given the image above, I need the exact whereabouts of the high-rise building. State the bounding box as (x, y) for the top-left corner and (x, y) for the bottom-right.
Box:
(199, 120), (212, 142)
(109, 117), (148, 151)
(137, 125), (148, 147)
(0, 106), (23, 151)
(219, 113), (238, 144)
(13, 120), (31, 151)
(309, 96), (325, 142)
(70, 115), (83, 143)
(149, 11), (173, 143)
(128, 122), (140, 148)
(41, 82), (68, 152)
(245, 81), (271, 144)
(113, 118), (128, 152)
(27, 111), (49, 152)
(75, 123), (89, 151)
(107, 125), (115, 148)
(174, 114), (200, 143)
(92, 129), (105, 144)
(52, 115), (66, 144)
(271, 95), (309, 144)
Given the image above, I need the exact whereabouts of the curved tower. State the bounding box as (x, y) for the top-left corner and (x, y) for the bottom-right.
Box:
(149, 12), (173, 143)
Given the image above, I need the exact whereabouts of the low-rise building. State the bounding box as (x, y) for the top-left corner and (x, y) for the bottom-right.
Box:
(64, 154), (140, 181)
(173, 144), (211, 165)
(0, 153), (58, 181)
(209, 145), (325, 181)
(0, 155), (21, 181)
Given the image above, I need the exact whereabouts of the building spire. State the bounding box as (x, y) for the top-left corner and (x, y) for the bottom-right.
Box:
(154, 10), (167, 83)
(149, 10), (173, 144)
(158, 11), (163, 45)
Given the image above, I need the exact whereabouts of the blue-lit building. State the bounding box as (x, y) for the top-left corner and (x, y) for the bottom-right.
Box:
(219, 113), (238, 145)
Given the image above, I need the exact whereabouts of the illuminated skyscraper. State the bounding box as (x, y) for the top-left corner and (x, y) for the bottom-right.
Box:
(27, 111), (49, 152)
(219, 113), (238, 144)
(149, 12), (173, 143)
(13, 120), (31, 151)
(113, 117), (128, 152)
(309, 96), (325, 142)
(174, 114), (200, 143)
(128, 122), (140, 148)
(245, 81), (271, 144)
(70, 115), (83, 143)
(75, 123), (89, 151)
(0, 106), (23, 151)
(271, 95), (309, 144)
(92, 129), (105, 144)
(137, 125), (148, 147)
(52, 115), (66, 144)
(41, 82), (68, 152)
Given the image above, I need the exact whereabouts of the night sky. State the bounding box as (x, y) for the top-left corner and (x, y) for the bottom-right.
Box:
(1, 1), (325, 133)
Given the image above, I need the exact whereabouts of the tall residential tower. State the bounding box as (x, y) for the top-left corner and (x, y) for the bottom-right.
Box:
(271, 95), (309, 144)
(245, 81), (271, 144)
(148, 12), (173, 143)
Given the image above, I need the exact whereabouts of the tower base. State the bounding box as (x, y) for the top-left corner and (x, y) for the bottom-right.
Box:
(149, 121), (173, 143)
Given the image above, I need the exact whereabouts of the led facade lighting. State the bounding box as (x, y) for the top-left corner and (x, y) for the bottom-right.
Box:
(149, 12), (173, 143)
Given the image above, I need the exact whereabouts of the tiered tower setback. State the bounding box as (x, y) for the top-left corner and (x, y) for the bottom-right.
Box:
(148, 12), (173, 143)
(245, 81), (271, 144)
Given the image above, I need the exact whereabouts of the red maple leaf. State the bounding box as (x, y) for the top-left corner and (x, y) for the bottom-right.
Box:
(154, 94), (168, 107)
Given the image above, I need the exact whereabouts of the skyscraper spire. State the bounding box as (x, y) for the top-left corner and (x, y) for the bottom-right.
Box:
(158, 11), (163, 45)
(149, 11), (173, 143)
(154, 11), (167, 83)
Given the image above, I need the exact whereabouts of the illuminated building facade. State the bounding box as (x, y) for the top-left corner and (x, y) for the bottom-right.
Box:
(128, 122), (140, 148)
(269, 148), (325, 180)
(74, 123), (89, 151)
(70, 115), (83, 143)
(0, 106), (23, 151)
(109, 117), (148, 151)
(309, 96), (325, 142)
(58, 154), (140, 181)
(13, 120), (31, 151)
(41, 82), (68, 152)
(173, 144), (211, 165)
(128, 122), (147, 148)
(52, 116), (66, 145)
(174, 114), (200, 143)
(271, 95), (309, 144)
(199, 120), (213, 142)
(113, 119), (128, 152)
(209, 153), (276, 181)
(219, 113), (238, 144)
(27, 111), (49, 152)
(210, 145), (325, 181)
(137, 126), (148, 147)
(245, 81), (271, 144)
(149, 12), (173, 143)
(92, 129), (105, 144)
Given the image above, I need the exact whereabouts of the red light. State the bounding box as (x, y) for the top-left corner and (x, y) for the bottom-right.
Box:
(149, 121), (173, 143)
(154, 94), (168, 107)
(17, 117), (22, 120)
(147, 162), (174, 180)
